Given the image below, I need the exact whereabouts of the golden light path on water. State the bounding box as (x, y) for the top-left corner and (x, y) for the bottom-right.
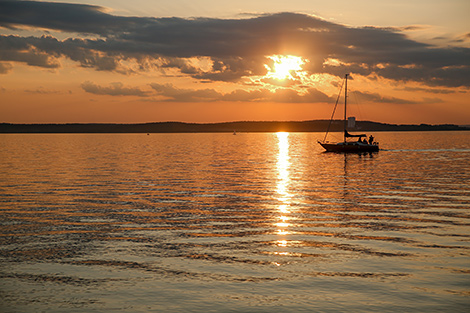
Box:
(276, 132), (291, 247)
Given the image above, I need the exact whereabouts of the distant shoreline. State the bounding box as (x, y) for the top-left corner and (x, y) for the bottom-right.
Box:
(0, 120), (469, 133)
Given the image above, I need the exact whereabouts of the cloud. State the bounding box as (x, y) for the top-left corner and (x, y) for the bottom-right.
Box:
(0, 35), (61, 68)
(353, 91), (442, 105)
(149, 83), (222, 102)
(24, 87), (64, 94)
(0, 35), (125, 71)
(398, 86), (455, 94)
(0, 1), (469, 88)
(0, 62), (13, 74)
(80, 79), (440, 105)
(149, 83), (333, 103)
(81, 81), (150, 96)
(0, 0), (137, 36)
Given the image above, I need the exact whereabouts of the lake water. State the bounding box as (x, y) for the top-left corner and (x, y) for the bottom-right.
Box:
(0, 131), (469, 312)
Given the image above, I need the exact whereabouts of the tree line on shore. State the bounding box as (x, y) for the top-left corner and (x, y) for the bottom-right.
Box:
(0, 120), (468, 133)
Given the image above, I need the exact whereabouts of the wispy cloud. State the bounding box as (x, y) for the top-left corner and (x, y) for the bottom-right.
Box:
(81, 81), (150, 97)
(0, 62), (12, 74)
(79, 81), (334, 103)
(353, 91), (438, 105)
(148, 83), (333, 103)
(24, 87), (68, 94)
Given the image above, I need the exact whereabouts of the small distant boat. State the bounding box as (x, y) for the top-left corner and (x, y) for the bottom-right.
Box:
(318, 74), (379, 153)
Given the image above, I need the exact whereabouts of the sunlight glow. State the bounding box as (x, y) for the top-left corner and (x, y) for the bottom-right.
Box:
(279, 215), (289, 222)
(265, 55), (306, 80)
(279, 204), (289, 214)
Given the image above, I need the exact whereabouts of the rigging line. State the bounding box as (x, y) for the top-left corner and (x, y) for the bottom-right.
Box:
(351, 90), (364, 122)
(323, 77), (346, 143)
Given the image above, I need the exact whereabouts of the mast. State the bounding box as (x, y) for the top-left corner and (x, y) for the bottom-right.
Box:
(343, 73), (348, 142)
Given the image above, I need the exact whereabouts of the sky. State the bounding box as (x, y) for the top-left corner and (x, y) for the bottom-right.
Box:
(0, 0), (469, 124)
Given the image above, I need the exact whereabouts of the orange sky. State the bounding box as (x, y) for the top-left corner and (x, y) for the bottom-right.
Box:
(0, 1), (469, 124)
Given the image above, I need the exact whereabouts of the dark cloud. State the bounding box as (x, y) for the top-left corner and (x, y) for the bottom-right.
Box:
(81, 81), (150, 97)
(0, 35), (60, 68)
(0, 1), (469, 88)
(0, 35), (126, 71)
(191, 57), (266, 82)
(0, 0), (144, 36)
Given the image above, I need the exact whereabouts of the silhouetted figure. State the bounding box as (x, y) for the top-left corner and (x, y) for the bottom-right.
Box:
(369, 135), (374, 145)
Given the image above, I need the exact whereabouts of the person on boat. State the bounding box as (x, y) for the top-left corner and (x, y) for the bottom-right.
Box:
(369, 135), (374, 145)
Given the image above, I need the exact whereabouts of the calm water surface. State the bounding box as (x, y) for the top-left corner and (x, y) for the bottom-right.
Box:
(1, 131), (469, 312)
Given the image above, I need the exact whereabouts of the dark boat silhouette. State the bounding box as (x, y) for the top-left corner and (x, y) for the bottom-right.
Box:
(318, 74), (379, 153)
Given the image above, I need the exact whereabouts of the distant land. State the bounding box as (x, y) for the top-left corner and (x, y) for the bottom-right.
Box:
(0, 120), (469, 133)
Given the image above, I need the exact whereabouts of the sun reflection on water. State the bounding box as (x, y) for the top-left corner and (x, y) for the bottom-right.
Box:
(276, 132), (292, 239)
(276, 132), (290, 199)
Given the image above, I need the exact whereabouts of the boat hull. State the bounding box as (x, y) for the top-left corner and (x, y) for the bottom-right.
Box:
(319, 142), (379, 153)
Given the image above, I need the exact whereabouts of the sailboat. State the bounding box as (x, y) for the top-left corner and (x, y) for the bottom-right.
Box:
(318, 74), (379, 153)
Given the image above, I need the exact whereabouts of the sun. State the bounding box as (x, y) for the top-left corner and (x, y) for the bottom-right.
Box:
(265, 55), (306, 81)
